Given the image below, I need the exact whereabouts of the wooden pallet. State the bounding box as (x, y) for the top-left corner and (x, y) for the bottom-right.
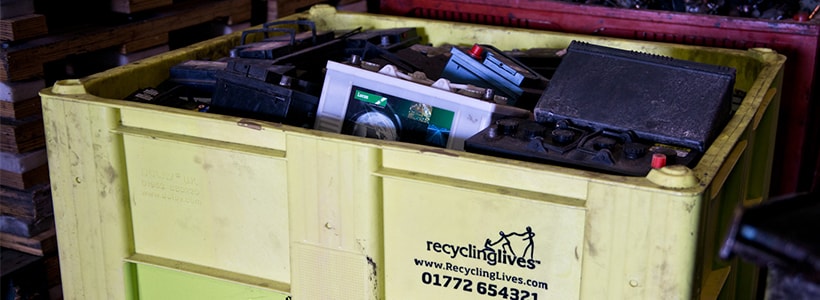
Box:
(0, 116), (44, 153)
(0, 225), (56, 256)
(0, 163), (49, 191)
(0, 0), (251, 81)
(0, 78), (44, 102)
(0, 215), (53, 238)
(0, 14), (48, 41)
(0, 96), (41, 119)
(0, 184), (52, 223)
(112, 0), (174, 14)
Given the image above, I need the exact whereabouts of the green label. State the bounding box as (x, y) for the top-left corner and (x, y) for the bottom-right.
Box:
(354, 89), (388, 107)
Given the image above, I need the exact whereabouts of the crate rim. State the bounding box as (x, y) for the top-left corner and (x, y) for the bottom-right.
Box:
(40, 5), (786, 196)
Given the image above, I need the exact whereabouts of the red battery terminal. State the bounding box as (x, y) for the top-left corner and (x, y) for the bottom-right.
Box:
(651, 153), (667, 169)
(468, 44), (485, 60)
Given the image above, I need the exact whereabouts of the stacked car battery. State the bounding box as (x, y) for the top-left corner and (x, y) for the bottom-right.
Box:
(125, 20), (737, 177)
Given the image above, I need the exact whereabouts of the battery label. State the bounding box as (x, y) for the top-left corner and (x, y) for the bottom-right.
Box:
(354, 89), (388, 106)
(344, 86), (455, 148)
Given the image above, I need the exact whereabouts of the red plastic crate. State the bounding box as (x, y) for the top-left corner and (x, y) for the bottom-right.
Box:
(380, 0), (820, 196)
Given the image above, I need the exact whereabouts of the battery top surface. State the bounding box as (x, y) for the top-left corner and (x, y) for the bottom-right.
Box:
(534, 41), (736, 151)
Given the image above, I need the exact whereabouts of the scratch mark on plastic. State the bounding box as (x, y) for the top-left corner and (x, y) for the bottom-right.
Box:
(238, 119), (262, 130)
(420, 148), (459, 157)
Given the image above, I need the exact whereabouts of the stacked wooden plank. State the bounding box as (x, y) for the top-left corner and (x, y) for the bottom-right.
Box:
(0, 0), (252, 258)
(1, 0), (252, 82)
(0, 2), (253, 298)
(112, 0), (174, 14)
(0, 0), (48, 42)
(0, 78), (53, 257)
(0, 1), (252, 298)
(1, 1), (57, 253)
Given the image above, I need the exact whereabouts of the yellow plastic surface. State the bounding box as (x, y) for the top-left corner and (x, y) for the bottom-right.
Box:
(40, 5), (785, 300)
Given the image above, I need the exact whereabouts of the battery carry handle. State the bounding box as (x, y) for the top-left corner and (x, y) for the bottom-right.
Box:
(240, 20), (320, 46)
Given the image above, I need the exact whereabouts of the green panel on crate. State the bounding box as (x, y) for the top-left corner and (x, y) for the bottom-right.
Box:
(130, 260), (289, 299)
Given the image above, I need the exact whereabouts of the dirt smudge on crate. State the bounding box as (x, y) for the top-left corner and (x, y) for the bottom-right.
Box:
(193, 155), (213, 171)
(46, 120), (60, 146)
(367, 256), (379, 299)
(105, 164), (118, 185)
(495, 188), (512, 195)
(99, 164), (118, 198)
(683, 199), (697, 213)
(176, 218), (191, 231)
(657, 261), (679, 295)
(586, 240), (598, 257)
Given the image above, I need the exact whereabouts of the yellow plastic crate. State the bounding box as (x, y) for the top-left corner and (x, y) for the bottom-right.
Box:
(40, 5), (784, 300)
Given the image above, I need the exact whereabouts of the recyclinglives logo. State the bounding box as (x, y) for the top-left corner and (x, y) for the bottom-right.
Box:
(426, 226), (541, 269)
